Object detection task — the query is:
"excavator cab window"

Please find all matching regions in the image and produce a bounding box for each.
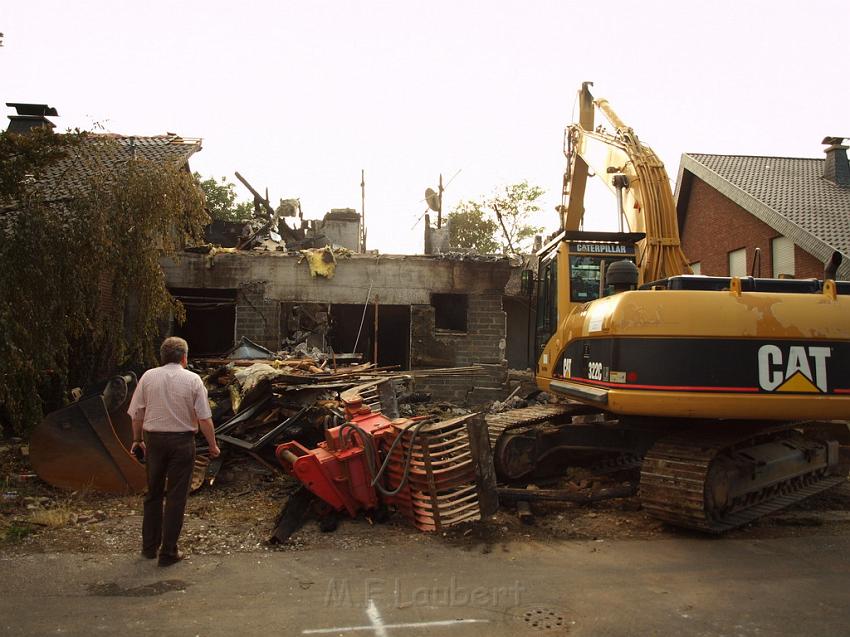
[562,237,640,303]
[535,251,558,358]
[569,256,604,302]
[569,255,636,302]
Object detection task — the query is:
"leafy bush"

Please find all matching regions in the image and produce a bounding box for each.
[0,129,207,435]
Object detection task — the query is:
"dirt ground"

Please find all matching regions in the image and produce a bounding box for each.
[3,438,850,558]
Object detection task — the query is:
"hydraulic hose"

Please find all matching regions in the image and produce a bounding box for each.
[336,418,431,497]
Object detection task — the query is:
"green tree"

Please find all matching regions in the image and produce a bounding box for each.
[448,180,545,254]
[0,130,207,435]
[194,173,254,222]
[448,200,500,254]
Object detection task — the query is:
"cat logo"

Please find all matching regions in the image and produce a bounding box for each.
[757,345,831,393]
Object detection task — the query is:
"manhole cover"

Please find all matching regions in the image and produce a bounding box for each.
[521,607,569,632]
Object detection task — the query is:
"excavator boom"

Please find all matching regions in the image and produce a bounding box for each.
[561,82,691,282]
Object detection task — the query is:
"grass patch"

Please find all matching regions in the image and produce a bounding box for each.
[4,522,35,543]
[28,504,76,528]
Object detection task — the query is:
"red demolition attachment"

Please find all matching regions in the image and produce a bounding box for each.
[275,391,497,532]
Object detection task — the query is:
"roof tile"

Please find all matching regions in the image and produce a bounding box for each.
[34,134,202,201]
[682,153,850,276]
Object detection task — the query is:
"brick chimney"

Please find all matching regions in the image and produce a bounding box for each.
[6,103,58,134]
[822,136,850,186]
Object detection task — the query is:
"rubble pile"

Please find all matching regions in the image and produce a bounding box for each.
[192,342,505,540]
[190,344,416,484]
[488,388,551,414]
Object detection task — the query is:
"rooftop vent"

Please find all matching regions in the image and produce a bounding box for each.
[6,103,58,134]
[822,136,850,187]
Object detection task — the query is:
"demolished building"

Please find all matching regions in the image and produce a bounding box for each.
[162,248,528,405]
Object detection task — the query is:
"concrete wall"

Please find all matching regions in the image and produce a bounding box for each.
[414,365,508,405]
[163,251,513,403]
[409,293,506,368]
[409,293,508,403]
[163,253,511,305]
[317,219,359,250]
[310,210,361,252]
[680,177,824,278]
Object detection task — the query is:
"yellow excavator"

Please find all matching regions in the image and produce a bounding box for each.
[492,82,850,531]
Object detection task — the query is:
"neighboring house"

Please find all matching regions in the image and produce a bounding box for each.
[675,137,850,281]
[5,104,202,200]
[32,136,202,204]
[3,103,203,374]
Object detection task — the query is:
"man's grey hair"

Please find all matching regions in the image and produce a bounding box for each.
[160,337,189,365]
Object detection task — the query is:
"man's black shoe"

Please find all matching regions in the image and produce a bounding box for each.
[157,551,185,567]
[141,549,157,560]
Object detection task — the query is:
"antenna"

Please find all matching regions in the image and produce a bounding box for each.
[360,169,366,252]
[424,174,445,227]
[415,169,462,231]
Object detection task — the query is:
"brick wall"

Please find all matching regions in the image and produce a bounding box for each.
[463,293,507,365]
[411,293,508,404]
[681,177,824,278]
[235,282,281,351]
[410,294,506,367]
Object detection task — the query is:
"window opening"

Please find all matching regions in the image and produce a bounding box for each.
[432,293,468,332]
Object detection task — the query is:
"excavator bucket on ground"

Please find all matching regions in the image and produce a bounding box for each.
[29,373,148,494]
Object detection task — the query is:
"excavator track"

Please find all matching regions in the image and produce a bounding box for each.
[485,403,582,450]
[486,403,642,481]
[641,425,845,533]
[587,451,643,476]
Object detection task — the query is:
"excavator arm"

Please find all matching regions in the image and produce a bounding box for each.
[561,82,691,282]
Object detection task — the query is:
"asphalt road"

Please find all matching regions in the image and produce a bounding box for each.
[3,532,850,636]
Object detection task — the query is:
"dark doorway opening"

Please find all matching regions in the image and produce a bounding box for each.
[329,304,410,369]
[503,296,533,370]
[170,288,236,356]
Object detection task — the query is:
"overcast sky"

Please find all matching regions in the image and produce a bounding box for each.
[3,1,847,253]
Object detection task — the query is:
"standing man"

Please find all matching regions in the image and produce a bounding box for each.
[128,337,220,566]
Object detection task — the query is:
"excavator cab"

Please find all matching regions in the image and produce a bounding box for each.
[534,230,643,361]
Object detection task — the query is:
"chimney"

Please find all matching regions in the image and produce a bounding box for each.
[6,103,58,134]
[822,136,850,186]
